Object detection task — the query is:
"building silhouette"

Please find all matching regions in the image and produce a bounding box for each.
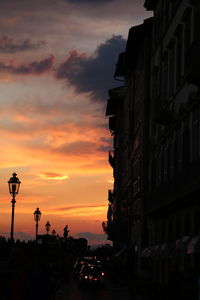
[104,0,200,286]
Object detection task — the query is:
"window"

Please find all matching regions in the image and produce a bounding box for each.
[162,53,168,105]
[184,213,191,236]
[152,66,159,99]
[155,222,161,244]
[169,41,175,97]
[194,211,200,235]
[182,117,191,168]
[183,8,192,72]
[171,0,181,16]
[161,221,166,243]
[164,143,168,182]
[154,10,161,46]
[168,219,173,242]
[134,95,141,130]
[156,148,162,186]
[160,145,165,184]
[191,108,199,161]
[150,153,156,190]
[174,127,182,174]
[170,136,174,178]
[178,126,183,171]
[133,156,141,195]
[164,0,170,28]
[196,10,200,42]
[175,215,181,239]
[176,25,183,88]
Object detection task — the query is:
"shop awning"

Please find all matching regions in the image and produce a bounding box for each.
[187,235,200,254]
[151,244,161,257]
[141,247,152,257]
[175,236,191,252]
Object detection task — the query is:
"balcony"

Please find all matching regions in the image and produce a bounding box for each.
[108,189,114,203]
[185,42,200,86]
[105,86,125,117]
[102,221,116,241]
[108,151,115,168]
[114,52,125,79]
[109,116,115,134]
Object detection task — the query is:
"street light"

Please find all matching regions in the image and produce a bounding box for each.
[8,173,21,242]
[34,207,41,241]
[45,221,51,235]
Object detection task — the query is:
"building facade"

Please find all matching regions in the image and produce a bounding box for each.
[104,0,200,288]
[104,18,152,274]
[144,0,200,285]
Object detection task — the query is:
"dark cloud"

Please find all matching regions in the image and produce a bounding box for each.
[56,35,126,102]
[55,141,97,155]
[0,36,46,53]
[0,55,55,75]
[75,232,107,241]
[98,137,112,152]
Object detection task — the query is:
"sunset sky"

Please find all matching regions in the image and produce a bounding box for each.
[0,0,151,245]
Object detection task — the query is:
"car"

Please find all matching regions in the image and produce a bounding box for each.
[78,263,94,286]
[88,264,105,288]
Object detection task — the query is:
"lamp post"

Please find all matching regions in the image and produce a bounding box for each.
[34,208,41,241]
[45,221,51,235]
[8,173,21,243]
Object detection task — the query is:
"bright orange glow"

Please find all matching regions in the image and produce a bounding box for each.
[39,173,69,180]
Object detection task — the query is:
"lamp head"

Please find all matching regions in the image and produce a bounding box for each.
[34,207,41,222]
[8,173,21,196]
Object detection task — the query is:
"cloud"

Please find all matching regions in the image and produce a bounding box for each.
[39,172,69,180]
[0,36,46,53]
[0,55,55,75]
[75,231,107,241]
[50,204,107,217]
[55,140,98,155]
[55,204,107,212]
[56,35,126,102]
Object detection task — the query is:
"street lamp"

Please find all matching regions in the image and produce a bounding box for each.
[45,221,51,235]
[8,173,21,242]
[34,207,41,241]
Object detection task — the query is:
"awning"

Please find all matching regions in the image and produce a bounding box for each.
[141,247,152,257]
[187,235,200,254]
[175,236,191,252]
[160,243,168,255]
[151,244,161,257]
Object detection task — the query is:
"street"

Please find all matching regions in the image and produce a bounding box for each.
[56,277,131,300]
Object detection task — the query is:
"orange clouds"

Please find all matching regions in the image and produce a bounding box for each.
[39,172,69,180]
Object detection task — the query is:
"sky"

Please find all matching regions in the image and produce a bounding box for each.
[0,0,151,245]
